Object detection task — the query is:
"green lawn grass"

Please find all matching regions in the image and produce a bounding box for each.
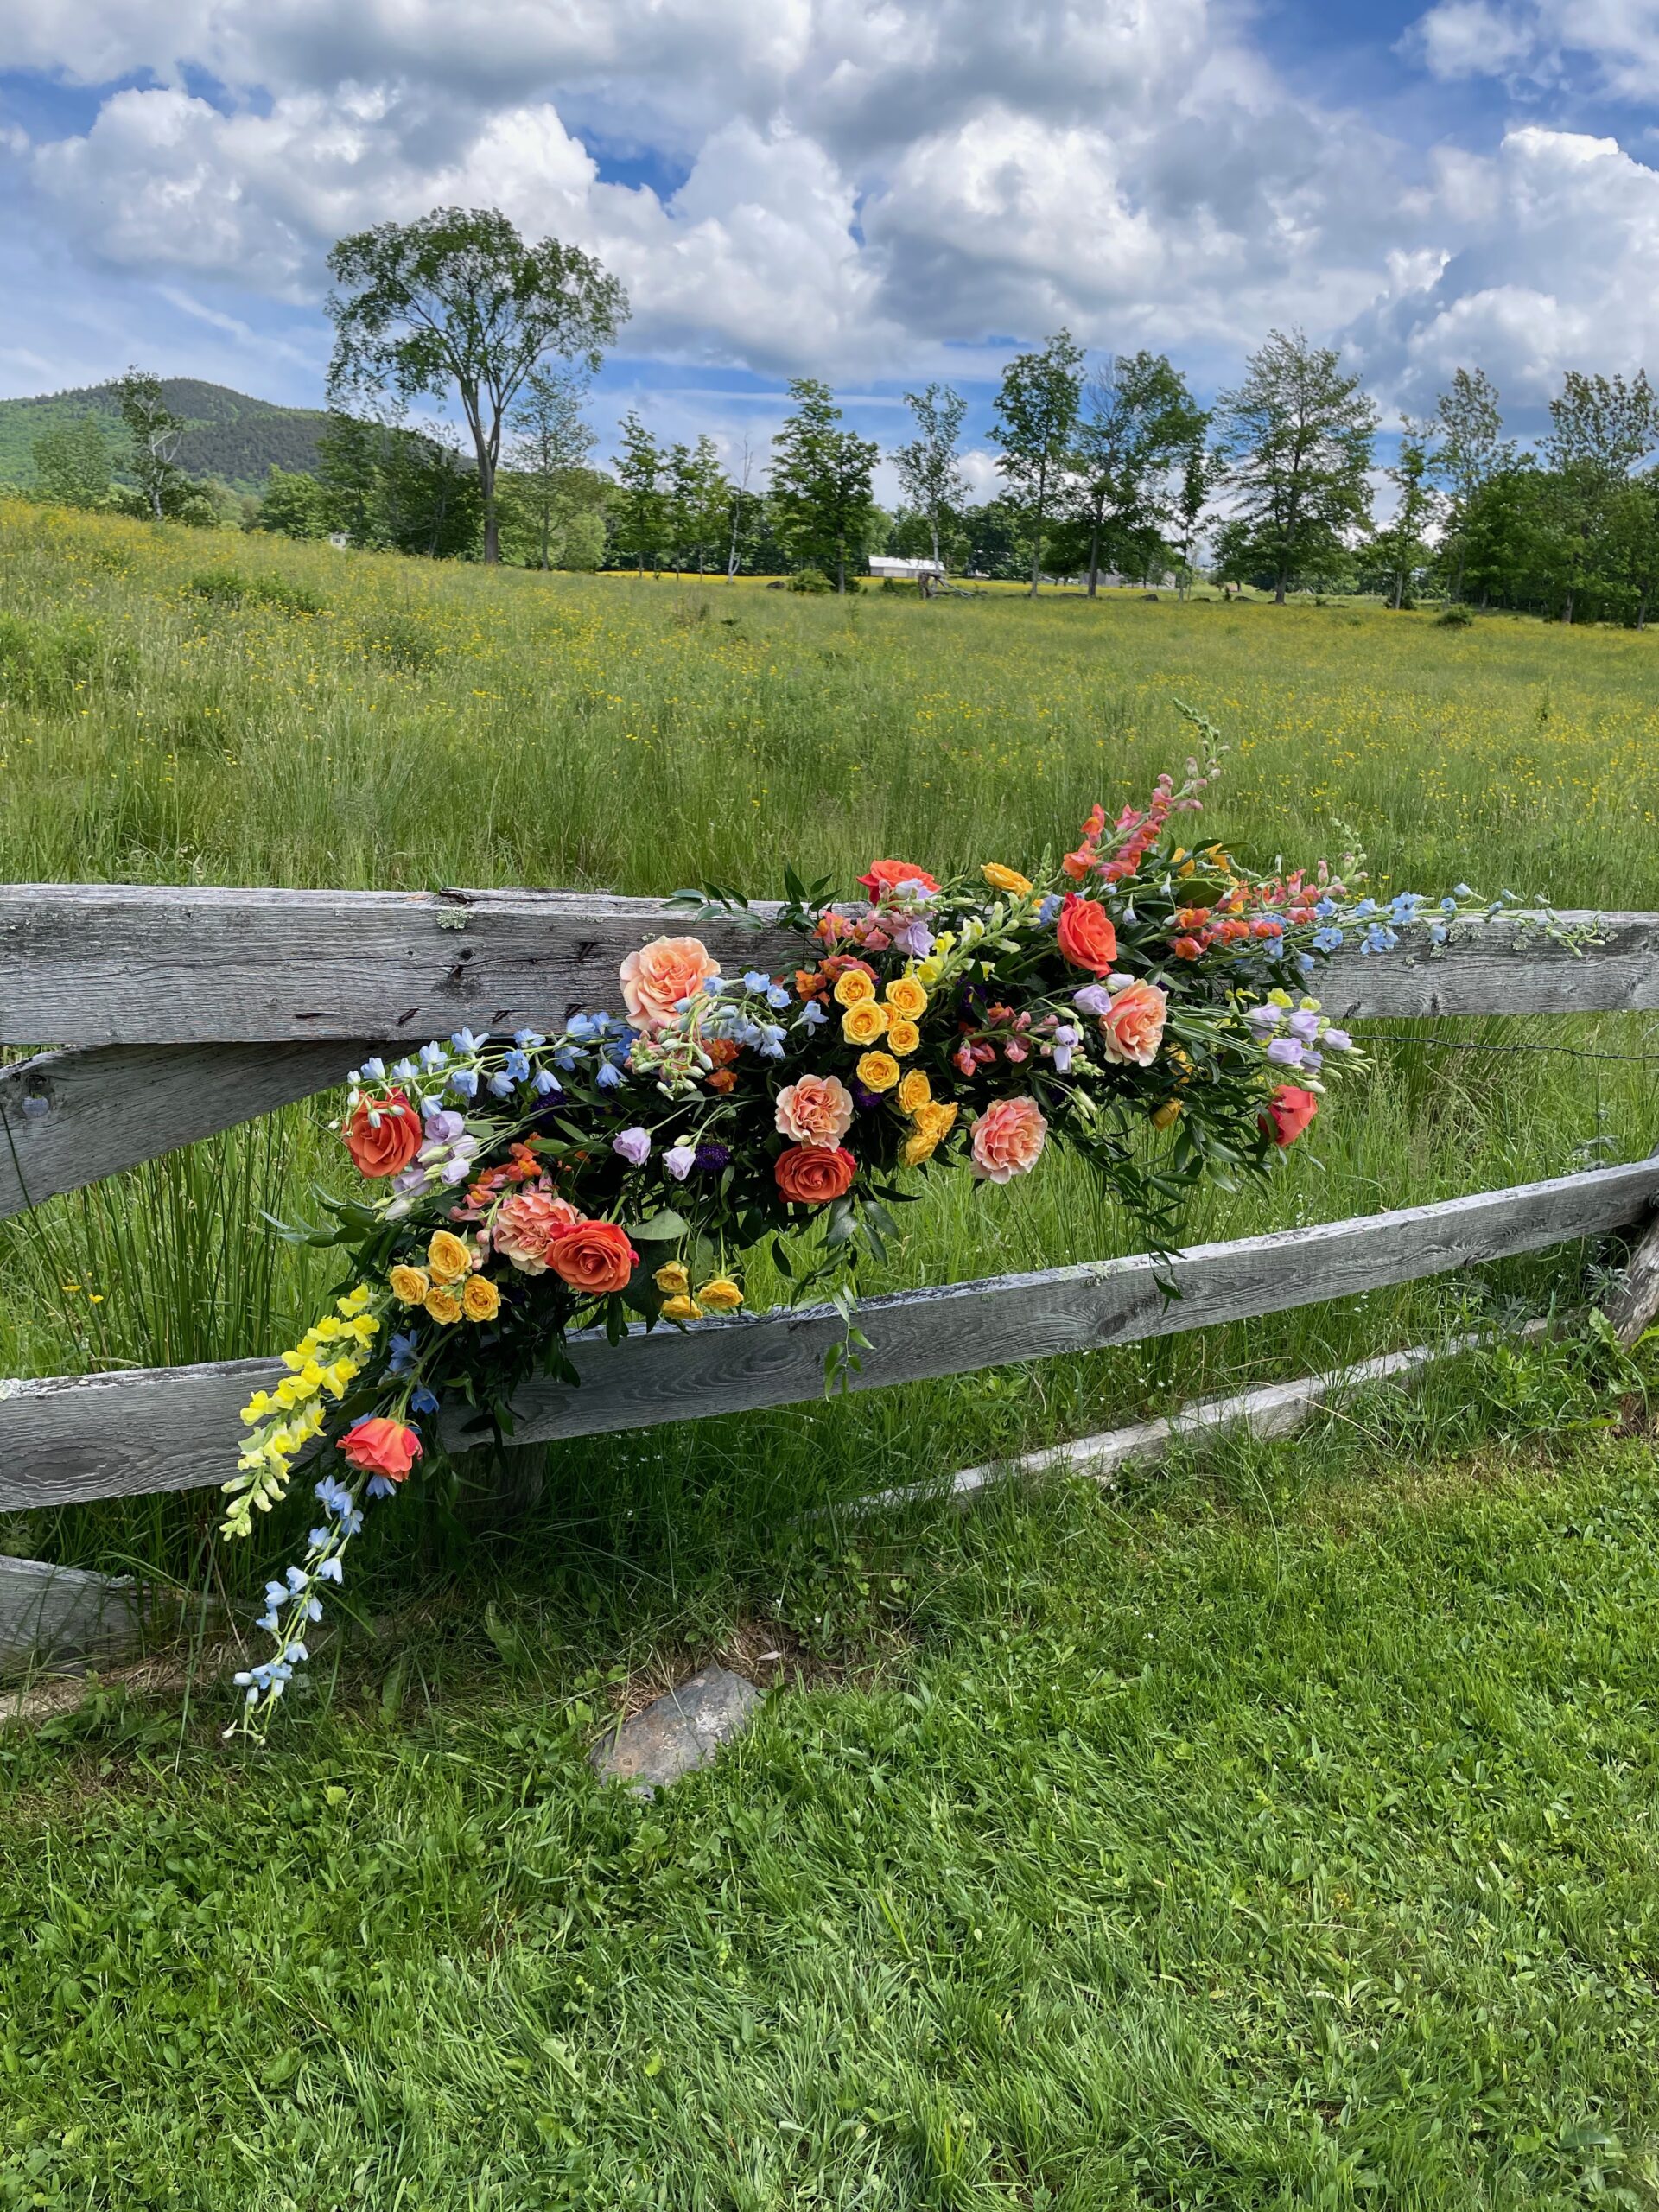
[3,501,1659,2206]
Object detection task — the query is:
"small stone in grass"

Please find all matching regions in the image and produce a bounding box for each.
[590,1665,761,1797]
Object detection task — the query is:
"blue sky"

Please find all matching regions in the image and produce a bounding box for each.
[3,0,1658,488]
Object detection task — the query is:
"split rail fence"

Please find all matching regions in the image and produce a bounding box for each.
[2,885,1658,1667]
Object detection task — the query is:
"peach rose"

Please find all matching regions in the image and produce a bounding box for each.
[969,1096,1047,1183]
[1096,981,1168,1068]
[619,935,721,1036]
[1262,1084,1319,1147]
[857,860,940,899]
[492,1189,581,1274]
[1056,893,1118,976]
[546,1218,639,1296]
[774,1144,856,1205]
[774,1072,855,1147]
[338,1416,423,1482]
[343,1090,423,1179]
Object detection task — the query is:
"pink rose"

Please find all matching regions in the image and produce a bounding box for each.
[969,1096,1047,1183]
[1096,980,1168,1068]
[492,1189,581,1274]
[619,936,721,1037]
[774,1072,855,1148]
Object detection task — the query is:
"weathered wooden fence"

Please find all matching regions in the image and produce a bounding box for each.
[3,887,1658,1666]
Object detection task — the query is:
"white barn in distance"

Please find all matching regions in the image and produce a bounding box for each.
[867,556,945,582]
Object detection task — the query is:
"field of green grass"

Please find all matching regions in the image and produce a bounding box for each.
[3,498,1658,2208]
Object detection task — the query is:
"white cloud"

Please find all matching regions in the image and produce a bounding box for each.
[1408,0,1659,97]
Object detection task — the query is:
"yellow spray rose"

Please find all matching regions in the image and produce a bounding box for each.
[884,975,928,1020]
[833,969,876,1007]
[696,1278,744,1313]
[461,1274,501,1321]
[902,1126,942,1166]
[855,1051,899,1093]
[423,1285,463,1325]
[390,1264,429,1306]
[981,863,1033,895]
[662,1293,703,1322]
[654,1261,691,1296]
[885,1019,920,1057]
[842,1000,888,1046]
[427,1230,473,1284]
[1150,1099,1184,1129]
[898,1069,933,1116]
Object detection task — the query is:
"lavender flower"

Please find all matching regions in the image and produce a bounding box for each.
[1072,984,1113,1018]
[664,1142,697,1182]
[612,1126,652,1166]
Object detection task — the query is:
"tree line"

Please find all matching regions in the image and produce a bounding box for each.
[24,204,1659,624]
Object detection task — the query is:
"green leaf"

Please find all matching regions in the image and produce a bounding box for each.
[626,1210,690,1241]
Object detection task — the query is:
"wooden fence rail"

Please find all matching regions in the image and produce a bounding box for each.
[1,886,1656,1670]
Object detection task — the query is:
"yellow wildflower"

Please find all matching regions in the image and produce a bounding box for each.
[390,1263,429,1306]
[856,1051,899,1092]
[662,1293,703,1322]
[424,1285,463,1325]
[842,1000,888,1046]
[427,1230,472,1283]
[696,1277,744,1313]
[885,1019,920,1057]
[461,1274,501,1322]
[898,1069,933,1116]
[833,969,876,1007]
[337,1285,373,1315]
[981,863,1033,895]
[654,1261,690,1296]
[885,974,928,1020]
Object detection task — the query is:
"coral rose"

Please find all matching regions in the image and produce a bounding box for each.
[1262,1084,1319,1147]
[339,1417,423,1482]
[343,1090,423,1179]
[774,1072,855,1148]
[547,1218,639,1295]
[492,1190,581,1274]
[969,1096,1047,1183]
[1096,981,1168,1068]
[858,860,940,899]
[619,936,721,1036]
[1056,893,1118,976]
[774,1144,856,1205]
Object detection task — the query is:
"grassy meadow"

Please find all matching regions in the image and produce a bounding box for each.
[3,498,1659,2208]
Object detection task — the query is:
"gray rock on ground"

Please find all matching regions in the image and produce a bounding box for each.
[590,1664,761,1797]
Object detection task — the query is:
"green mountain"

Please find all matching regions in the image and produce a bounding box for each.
[0,378,328,494]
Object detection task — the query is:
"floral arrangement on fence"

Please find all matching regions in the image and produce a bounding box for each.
[221,724,1527,1731]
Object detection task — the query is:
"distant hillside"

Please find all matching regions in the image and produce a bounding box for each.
[0,379,328,493]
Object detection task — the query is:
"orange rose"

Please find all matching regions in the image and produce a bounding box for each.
[546,1218,639,1295]
[492,1189,581,1274]
[1055,893,1118,976]
[774,1144,856,1205]
[857,860,940,899]
[619,935,721,1036]
[1096,981,1168,1068]
[969,1096,1047,1183]
[342,1089,423,1179]
[1262,1084,1319,1147]
[774,1072,855,1147]
[339,1416,423,1482]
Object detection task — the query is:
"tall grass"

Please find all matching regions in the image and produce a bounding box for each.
[0,499,1654,1607]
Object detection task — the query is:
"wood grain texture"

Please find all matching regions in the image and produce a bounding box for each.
[1,1158,1651,1510]
[0,1041,375,1218]
[1605,1208,1659,1345]
[3,883,1655,1045]
[0,1555,139,1675]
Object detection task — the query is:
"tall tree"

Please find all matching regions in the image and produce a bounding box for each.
[317,410,386,549]
[725,439,759,582]
[1215,329,1377,604]
[613,411,664,575]
[767,379,880,593]
[1371,427,1441,609]
[675,435,729,576]
[893,383,968,569]
[505,365,595,570]
[378,423,482,561]
[1542,370,1657,623]
[250,466,331,541]
[1068,352,1205,596]
[992,330,1084,596]
[32,415,111,510]
[326,207,627,566]
[1432,368,1511,602]
[1172,436,1219,599]
[112,368,188,523]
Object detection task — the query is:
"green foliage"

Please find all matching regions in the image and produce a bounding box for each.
[1055,350,1207,592]
[788,563,834,593]
[187,568,324,616]
[248,466,332,542]
[991,328,1084,593]
[768,378,881,591]
[1436,600,1475,627]
[893,382,969,569]
[0,608,136,706]
[29,414,111,510]
[1216,328,1378,603]
[0,379,328,495]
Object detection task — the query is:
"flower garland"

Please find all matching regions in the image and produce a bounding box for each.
[222,728,1566,1731]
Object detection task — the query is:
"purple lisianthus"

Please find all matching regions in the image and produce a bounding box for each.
[1287,1008,1322,1044]
[612,1126,652,1167]
[1322,1027,1354,1053]
[889,918,934,958]
[1266,1036,1306,1068]
[664,1142,697,1182]
[1072,984,1112,1018]
[423,1104,466,1142]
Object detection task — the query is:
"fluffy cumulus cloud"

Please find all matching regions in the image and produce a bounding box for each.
[5,0,1659,403]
